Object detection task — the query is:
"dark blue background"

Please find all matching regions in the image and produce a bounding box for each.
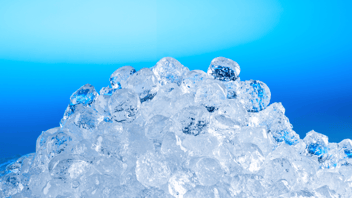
[1,0,351,158]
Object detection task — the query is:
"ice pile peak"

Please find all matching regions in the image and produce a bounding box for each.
[1,57,352,198]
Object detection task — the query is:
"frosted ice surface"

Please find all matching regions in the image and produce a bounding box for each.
[2,56,352,197]
[168,171,196,197]
[153,57,189,86]
[231,143,265,173]
[110,66,136,89]
[136,151,171,187]
[192,157,223,186]
[207,57,240,81]
[181,70,210,93]
[108,88,140,123]
[195,79,227,112]
[126,68,159,102]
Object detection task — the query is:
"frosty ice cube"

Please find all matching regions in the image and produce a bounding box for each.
[108,88,140,122]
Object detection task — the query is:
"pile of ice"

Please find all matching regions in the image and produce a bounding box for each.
[1,57,352,198]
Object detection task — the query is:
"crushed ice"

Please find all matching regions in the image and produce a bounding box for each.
[1,57,352,198]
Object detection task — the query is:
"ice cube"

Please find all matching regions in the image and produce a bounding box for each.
[126,68,159,102]
[110,66,136,89]
[108,88,141,123]
[207,57,240,82]
[152,57,189,86]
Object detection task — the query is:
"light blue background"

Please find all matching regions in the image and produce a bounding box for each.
[1,0,351,158]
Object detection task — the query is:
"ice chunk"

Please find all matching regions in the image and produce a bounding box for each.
[268,179,291,197]
[231,143,265,173]
[181,70,210,93]
[207,57,240,82]
[168,171,196,197]
[250,102,299,145]
[235,127,272,156]
[339,139,352,159]
[229,174,265,197]
[93,86,118,117]
[237,80,271,112]
[126,68,159,102]
[264,158,297,186]
[192,157,223,186]
[136,151,171,187]
[314,185,340,198]
[152,57,189,86]
[195,79,227,112]
[110,66,136,89]
[62,105,101,139]
[48,155,90,180]
[174,106,210,136]
[60,84,98,126]
[145,115,171,140]
[304,130,329,156]
[222,78,241,99]
[46,131,73,159]
[69,84,98,106]
[108,88,140,123]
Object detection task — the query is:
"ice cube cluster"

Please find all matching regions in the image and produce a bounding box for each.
[1,57,352,198]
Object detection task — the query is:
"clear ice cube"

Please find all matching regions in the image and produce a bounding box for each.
[108,88,141,123]
[126,68,159,102]
[207,57,240,82]
[152,57,189,86]
[110,66,136,89]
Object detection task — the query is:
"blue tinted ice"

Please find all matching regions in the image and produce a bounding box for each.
[237,80,271,112]
[174,106,210,136]
[304,130,329,156]
[207,57,240,81]
[60,84,98,126]
[273,130,299,145]
[69,84,97,106]
[3,57,352,198]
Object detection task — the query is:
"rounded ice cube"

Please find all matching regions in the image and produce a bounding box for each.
[69,84,98,106]
[152,57,189,86]
[181,70,210,93]
[126,68,158,102]
[238,80,271,112]
[194,79,227,112]
[109,66,136,89]
[174,106,210,136]
[303,130,329,156]
[207,57,240,81]
[108,89,140,123]
[61,84,98,126]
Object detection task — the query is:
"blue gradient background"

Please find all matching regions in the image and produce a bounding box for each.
[0,0,351,158]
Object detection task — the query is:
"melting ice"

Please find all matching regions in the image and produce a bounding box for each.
[1,57,352,198]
